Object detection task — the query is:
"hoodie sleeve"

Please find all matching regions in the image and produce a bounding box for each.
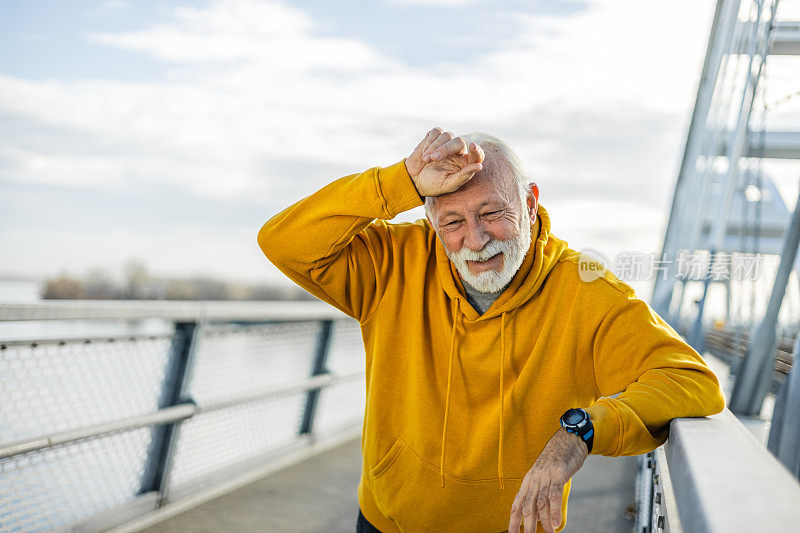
[257,159,423,322]
[585,289,726,456]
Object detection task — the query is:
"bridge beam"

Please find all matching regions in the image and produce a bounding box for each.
[652,0,741,321]
[731,21,800,55]
[771,21,800,55]
[714,130,800,159]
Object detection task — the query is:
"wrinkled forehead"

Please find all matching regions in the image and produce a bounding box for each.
[430,153,520,214]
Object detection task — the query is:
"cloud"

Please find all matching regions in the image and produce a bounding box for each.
[0,0,719,281]
[90,1,386,70]
[100,0,132,10]
[382,0,485,5]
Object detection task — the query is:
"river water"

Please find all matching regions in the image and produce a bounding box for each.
[0,280,174,341]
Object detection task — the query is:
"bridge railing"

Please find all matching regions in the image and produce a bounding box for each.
[0,301,365,532]
[637,409,800,533]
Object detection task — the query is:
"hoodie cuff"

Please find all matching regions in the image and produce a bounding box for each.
[585,399,622,456]
[376,159,424,218]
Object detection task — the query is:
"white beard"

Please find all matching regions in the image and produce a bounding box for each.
[444,210,532,294]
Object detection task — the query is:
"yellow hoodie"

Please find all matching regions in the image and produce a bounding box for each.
[257,160,725,533]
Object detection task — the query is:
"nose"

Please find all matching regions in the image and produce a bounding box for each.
[463,219,491,252]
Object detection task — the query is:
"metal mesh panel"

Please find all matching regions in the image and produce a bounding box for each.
[314,319,365,435]
[0,313,368,528]
[166,322,324,494]
[0,337,171,443]
[166,393,307,493]
[326,319,365,375]
[0,337,172,530]
[187,322,321,404]
[0,428,152,532]
[314,380,365,436]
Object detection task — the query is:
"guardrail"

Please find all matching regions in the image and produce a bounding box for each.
[703,327,795,395]
[638,409,800,532]
[0,299,341,322]
[0,301,366,532]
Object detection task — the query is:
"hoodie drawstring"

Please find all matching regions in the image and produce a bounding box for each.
[440,298,459,488]
[498,311,507,490]
[440,302,510,491]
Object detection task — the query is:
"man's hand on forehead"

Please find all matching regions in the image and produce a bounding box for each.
[405,127,485,198]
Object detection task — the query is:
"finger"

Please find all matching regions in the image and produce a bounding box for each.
[533,482,553,533]
[508,507,522,533]
[467,142,485,164]
[536,480,554,533]
[509,473,532,533]
[443,163,482,193]
[421,127,442,152]
[523,479,540,533]
[414,127,442,155]
[422,131,454,160]
[548,482,564,531]
[509,504,523,532]
[423,137,456,162]
[428,136,468,162]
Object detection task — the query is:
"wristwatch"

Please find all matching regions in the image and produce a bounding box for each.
[560,408,594,454]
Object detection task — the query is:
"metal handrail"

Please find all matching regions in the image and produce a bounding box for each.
[0,333,175,348]
[0,300,347,322]
[659,408,800,532]
[0,370,364,460]
[0,404,197,460]
[198,370,364,413]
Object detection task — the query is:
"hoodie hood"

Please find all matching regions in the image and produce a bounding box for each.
[434,203,569,320]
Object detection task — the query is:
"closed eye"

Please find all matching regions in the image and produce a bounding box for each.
[440,219,464,230]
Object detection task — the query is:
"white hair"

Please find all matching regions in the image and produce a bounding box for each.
[423,132,530,219]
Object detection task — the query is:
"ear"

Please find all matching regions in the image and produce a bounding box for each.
[526,182,539,219]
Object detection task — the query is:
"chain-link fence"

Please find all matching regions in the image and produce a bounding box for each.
[0,302,364,532]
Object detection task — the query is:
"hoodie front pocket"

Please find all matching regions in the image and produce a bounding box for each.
[370,438,406,480]
[368,437,529,533]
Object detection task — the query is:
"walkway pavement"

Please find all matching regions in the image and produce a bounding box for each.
[145,436,636,532]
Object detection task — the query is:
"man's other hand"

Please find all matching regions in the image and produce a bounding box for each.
[405,127,484,197]
[508,428,589,533]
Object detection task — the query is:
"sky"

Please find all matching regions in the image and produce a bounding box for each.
[1,0,798,297]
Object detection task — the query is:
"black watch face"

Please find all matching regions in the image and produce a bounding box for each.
[564,410,584,425]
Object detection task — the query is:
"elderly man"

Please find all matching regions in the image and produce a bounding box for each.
[257,128,724,533]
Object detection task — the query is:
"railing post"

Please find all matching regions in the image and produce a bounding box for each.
[688,251,718,354]
[768,334,800,479]
[636,452,655,533]
[139,320,202,505]
[730,185,800,416]
[300,320,334,435]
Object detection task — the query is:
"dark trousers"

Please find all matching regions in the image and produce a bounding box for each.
[356,508,382,532]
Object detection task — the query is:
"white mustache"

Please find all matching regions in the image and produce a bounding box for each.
[452,239,511,262]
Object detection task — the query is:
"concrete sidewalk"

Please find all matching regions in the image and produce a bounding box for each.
[145,437,636,532]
